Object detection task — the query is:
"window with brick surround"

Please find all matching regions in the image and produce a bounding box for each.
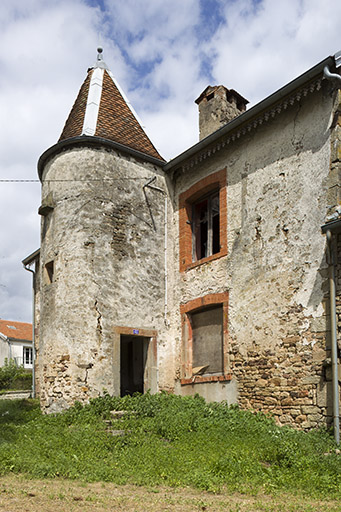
[179,169,227,271]
[180,292,230,385]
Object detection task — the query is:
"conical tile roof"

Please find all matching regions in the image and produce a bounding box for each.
[59,49,163,161]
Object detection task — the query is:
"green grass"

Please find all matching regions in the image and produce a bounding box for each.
[0,393,340,497]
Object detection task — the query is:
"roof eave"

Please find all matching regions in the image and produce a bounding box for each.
[321,218,341,234]
[38,136,166,180]
[7,337,33,343]
[22,248,40,266]
[164,54,337,173]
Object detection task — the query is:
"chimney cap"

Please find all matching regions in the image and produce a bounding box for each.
[195,85,249,108]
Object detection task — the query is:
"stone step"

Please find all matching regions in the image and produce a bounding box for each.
[0,391,31,400]
[110,410,136,419]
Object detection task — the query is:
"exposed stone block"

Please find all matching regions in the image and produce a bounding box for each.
[281,397,294,406]
[301,405,321,414]
[301,376,321,385]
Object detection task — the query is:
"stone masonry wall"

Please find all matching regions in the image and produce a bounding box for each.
[38,146,166,412]
[168,80,337,428]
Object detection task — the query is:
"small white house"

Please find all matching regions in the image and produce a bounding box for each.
[0,319,33,370]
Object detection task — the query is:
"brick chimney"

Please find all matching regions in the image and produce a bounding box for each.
[195,85,249,140]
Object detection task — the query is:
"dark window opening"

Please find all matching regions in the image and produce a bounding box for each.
[191,305,223,375]
[206,92,214,101]
[120,335,149,396]
[45,261,54,284]
[193,191,220,261]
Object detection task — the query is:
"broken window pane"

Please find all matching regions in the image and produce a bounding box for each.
[193,192,220,261]
[211,193,220,255]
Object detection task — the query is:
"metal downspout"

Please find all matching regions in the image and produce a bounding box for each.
[326,230,340,445]
[324,65,341,84]
[23,264,36,399]
[8,337,11,361]
[1,333,11,360]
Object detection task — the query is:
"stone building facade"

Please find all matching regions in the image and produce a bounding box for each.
[25,49,341,432]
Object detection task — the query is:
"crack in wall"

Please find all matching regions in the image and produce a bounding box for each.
[84,365,92,384]
[94,299,103,344]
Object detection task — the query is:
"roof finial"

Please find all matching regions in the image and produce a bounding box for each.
[94,46,108,70]
[97,47,103,62]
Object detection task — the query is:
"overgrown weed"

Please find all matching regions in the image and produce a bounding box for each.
[0,393,339,497]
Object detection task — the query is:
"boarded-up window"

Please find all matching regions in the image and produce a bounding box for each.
[191,305,223,374]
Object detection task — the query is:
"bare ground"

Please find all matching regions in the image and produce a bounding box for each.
[0,475,340,512]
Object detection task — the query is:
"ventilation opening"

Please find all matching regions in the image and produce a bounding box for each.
[120,335,149,396]
[44,261,54,284]
[206,92,215,101]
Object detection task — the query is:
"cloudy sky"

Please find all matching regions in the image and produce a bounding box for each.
[0,0,340,323]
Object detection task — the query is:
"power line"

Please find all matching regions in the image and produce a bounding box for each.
[0,177,154,182]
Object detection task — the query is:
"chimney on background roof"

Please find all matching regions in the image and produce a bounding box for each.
[195,85,249,140]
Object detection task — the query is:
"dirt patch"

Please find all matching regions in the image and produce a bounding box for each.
[0,475,340,512]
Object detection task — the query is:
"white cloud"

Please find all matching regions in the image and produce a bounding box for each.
[210,0,341,104]
[0,0,103,322]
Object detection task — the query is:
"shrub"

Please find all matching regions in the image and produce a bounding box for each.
[0,359,19,389]
[0,359,32,390]
[11,371,32,390]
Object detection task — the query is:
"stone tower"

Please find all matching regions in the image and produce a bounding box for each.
[37,49,166,412]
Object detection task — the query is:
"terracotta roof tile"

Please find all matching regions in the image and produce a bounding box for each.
[95,71,162,159]
[59,71,91,142]
[0,320,32,342]
[59,68,163,161]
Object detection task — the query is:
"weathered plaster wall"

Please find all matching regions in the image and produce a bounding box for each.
[38,146,166,412]
[169,82,337,428]
[9,341,30,366]
[0,340,8,366]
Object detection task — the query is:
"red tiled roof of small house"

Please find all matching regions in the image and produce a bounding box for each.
[0,320,32,342]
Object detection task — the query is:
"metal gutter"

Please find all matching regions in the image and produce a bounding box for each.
[38,136,166,181]
[164,54,338,172]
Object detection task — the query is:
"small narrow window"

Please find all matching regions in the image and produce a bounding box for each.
[193,191,220,261]
[45,261,54,284]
